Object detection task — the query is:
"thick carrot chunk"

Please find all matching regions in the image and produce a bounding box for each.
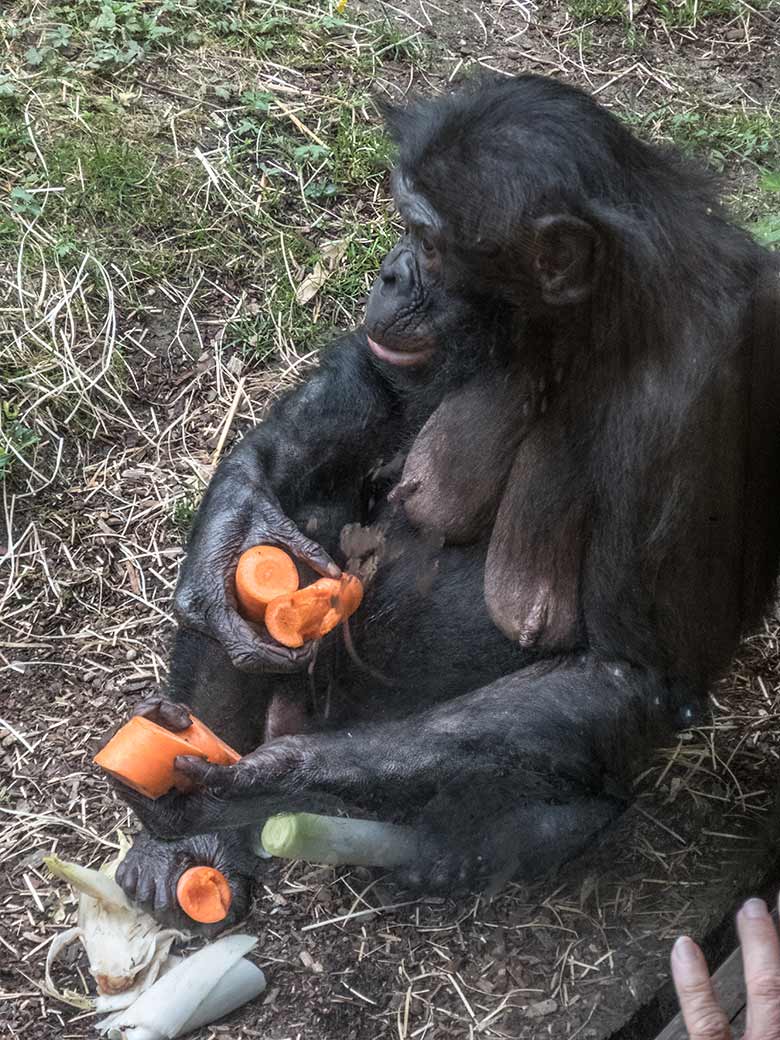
[94,715,240,799]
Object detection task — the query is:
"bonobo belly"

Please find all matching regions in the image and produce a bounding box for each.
[333,524,535,724]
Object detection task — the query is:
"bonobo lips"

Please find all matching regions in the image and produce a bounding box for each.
[367,336,435,367]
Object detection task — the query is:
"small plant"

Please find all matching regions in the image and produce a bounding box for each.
[0,405,40,480]
[568,0,627,21]
[171,490,200,532]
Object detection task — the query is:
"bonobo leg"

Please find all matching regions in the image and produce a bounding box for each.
[169,656,697,892]
[116,627,287,929]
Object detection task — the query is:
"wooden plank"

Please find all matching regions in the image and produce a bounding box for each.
[730,1006,747,1039]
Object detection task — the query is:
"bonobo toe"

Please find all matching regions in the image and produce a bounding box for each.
[115,830,257,934]
[395,839,488,897]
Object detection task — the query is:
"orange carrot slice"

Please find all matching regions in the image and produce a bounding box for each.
[265,574,363,648]
[94,715,240,799]
[235,545,300,623]
[176,866,232,924]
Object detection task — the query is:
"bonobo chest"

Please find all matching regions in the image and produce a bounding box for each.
[377,361,584,654]
[341,510,535,720]
[391,363,555,546]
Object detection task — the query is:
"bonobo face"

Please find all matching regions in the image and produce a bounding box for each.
[364,172,485,369]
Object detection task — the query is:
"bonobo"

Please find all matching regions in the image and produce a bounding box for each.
[112,74,780,929]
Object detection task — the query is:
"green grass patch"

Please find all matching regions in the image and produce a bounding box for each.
[627,107,778,171]
[568,0,627,22]
[655,0,768,27]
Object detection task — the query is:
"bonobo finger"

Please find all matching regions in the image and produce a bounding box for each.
[174,756,252,795]
[671,936,731,1040]
[251,509,340,578]
[132,697,193,731]
[212,609,316,675]
[175,748,296,796]
[284,527,341,578]
[737,897,780,1038]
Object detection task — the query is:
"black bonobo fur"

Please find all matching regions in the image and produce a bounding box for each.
[113,74,780,930]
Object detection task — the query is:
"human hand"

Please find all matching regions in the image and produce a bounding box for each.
[671,896,780,1040]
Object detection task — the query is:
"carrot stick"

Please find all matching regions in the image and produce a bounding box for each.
[265,574,363,648]
[176,866,232,924]
[234,545,300,623]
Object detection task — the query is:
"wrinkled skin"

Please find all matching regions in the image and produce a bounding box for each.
[110,74,780,933]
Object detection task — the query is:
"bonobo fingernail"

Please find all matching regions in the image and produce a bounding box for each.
[741,897,768,919]
[673,936,700,963]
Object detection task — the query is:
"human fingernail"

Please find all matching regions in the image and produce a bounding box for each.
[741,897,768,919]
[673,936,700,963]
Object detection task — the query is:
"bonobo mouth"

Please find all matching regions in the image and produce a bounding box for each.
[366,335,435,368]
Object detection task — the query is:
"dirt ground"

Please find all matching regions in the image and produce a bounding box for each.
[2,1,780,1038]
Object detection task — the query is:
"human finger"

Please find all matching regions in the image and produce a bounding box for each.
[671,936,731,1040]
[737,897,780,1040]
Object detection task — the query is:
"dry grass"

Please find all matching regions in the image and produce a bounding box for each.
[1,0,779,1037]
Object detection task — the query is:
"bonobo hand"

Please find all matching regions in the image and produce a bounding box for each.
[174,478,340,673]
[671,896,780,1040]
[107,698,305,837]
[116,830,258,935]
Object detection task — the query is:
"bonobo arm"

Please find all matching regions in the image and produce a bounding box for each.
[174,332,397,672]
[140,657,692,887]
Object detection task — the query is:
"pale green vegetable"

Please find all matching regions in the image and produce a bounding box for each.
[98,933,266,1040]
[260,812,418,868]
[44,848,183,1011]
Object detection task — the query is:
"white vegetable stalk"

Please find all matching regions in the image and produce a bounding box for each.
[98,934,266,1040]
[45,851,183,1011]
[260,812,419,868]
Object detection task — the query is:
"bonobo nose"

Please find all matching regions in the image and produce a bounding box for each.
[379,247,415,294]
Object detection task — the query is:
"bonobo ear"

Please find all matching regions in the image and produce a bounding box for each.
[531,215,598,307]
[376,98,414,143]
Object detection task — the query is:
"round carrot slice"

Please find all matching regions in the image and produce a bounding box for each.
[176,866,232,924]
[235,545,300,623]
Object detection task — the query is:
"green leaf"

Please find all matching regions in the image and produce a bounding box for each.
[91,6,118,32]
[759,171,780,194]
[752,213,780,247]
[25,47,45,66]
[241,90,274,114]
[293,144,330,162]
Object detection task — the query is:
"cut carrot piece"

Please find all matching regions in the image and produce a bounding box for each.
[94,714,240,800]
[265,574,363,648]
[176,866,232,924]
[235,545,300,623]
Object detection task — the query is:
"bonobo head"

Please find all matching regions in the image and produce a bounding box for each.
[364,73,735,374]
[363,75,615,371]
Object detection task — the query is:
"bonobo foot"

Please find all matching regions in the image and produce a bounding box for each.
[395,795,620,896]
[116,829,258,935]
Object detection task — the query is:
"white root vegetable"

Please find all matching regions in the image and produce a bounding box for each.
[260,812,419,868]
[45,849,184,1010]
[98,934,266,1040]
